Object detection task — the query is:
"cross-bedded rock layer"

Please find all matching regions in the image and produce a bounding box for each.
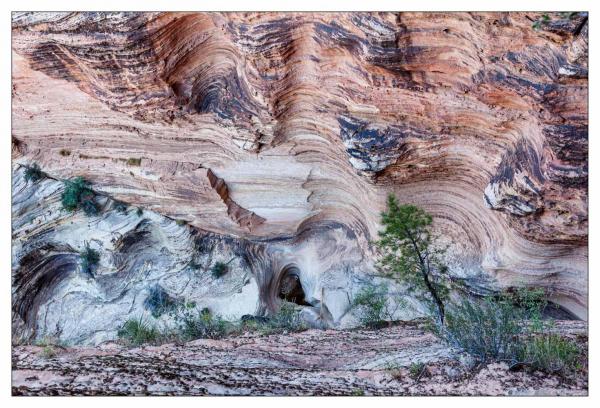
[12,12,588,335]
[12,321,588,396]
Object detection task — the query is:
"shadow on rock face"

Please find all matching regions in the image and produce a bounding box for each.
[12,243,79,342]
[277,264,311,306]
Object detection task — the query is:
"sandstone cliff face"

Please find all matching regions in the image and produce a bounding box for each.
[11,12,588,343]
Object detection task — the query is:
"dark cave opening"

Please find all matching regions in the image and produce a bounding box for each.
[278,265,311,306]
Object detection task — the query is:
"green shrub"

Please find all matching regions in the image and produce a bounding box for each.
[502,287,548,331]
[24,163,45,183]
[136,207,143,217]
[517,334,580,374]
[239,302,307,335]
[118,317,159,346]
[351,284,401,327]
[61,177,99,216]
[211,261,230,278]
[438,297,523,362]
[173,306,228,341]
[144,285,177,318]
[176,219,187,226]
[127,157,141,166]
[80,242,100,276]
[437,294,580,375]
[268,302,306,332]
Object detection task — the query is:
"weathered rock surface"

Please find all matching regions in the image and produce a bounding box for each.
[12,321,588,396]
[13,165,413,345]
[12,11,588,343]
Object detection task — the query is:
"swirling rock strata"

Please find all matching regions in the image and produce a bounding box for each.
[12,11,588,339]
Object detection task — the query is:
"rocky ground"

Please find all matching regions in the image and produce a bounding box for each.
[12,320,588,396]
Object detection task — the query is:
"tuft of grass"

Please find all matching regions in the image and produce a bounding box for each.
[409,362,425,379]
[41,345,57,359]
[144,285,178,318]
[517,334,581,374]
[127,157,142,166]
[176,219,187,226]
[61,177,99,216]
[117,317,159,346]
[59,149,71,156]
[35,336,64,357]
[80,242,100,276]
[24,163,45,183]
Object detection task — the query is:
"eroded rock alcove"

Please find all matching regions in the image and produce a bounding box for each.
[11,11,588,344]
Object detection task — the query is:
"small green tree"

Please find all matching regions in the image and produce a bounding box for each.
[375,194,450,324]
[61,177,99,216]
[80,242,100,276]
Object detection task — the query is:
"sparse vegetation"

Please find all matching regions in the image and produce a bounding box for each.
[266,302,306,333]
[59,149,71,156]
[35,337,63,358]
[409,362,425,379]
[375,195,451,324]
[117,300,308,347]
[136,207,143,217]
[532,12,581,30]
[438,297,523,362]
[239,302,307,335]
[117,317,159,346]
[351,284,402,327]
[437,293,582,375]
[80,242,100,276]
[374,196,581,376]
[61,177,99,216]
[41,345,57,358]
[119,305,228,346]
[517,334,580,374]
[127,157,142,166]
[144,285,178,318]
[171,305,228,341]
[24,163,45,183]
[211,259,234,278]
[176,219,187,226]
